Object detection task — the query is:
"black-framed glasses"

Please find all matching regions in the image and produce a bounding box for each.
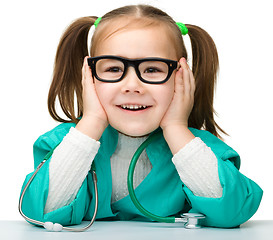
[87,55,178,84]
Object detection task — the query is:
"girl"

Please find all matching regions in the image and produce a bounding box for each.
[20,4,262,228]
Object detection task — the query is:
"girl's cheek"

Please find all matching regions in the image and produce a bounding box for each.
[94,81,107,97]
[163,79,175,100]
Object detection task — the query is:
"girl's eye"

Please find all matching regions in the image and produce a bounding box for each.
[144,67,162,73]
[106,67,123,73]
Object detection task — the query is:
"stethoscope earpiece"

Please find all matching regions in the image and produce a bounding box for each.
[44,222,63,232]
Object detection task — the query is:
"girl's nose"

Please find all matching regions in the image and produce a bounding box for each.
[120,67,145,94]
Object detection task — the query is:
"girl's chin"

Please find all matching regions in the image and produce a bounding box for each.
[117,130,151,138]
[117,130,150,138]
[112,123,159,138]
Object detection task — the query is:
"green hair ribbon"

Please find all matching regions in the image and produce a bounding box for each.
[176,22,188,35]
[94,17,102,28]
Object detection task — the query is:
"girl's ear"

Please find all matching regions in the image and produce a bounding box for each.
[186,24,228,139]
[48,16,98,123]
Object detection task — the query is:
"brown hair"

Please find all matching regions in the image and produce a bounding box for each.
[48,4,227,138]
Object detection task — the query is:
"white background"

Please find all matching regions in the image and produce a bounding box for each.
[0,0,272,221]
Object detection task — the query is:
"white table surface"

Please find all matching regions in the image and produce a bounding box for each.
[1,220,272,240]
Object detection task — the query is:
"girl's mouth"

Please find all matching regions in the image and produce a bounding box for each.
[117,104,152,111]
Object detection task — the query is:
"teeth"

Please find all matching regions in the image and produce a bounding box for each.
[121,104,148,110]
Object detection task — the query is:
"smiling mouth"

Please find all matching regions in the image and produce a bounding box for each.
[118,104,152,111]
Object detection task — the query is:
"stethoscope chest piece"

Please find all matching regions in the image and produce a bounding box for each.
[181,213,205,229]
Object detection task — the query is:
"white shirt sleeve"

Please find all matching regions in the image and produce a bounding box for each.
[44,127,100,214]
[172,137,223,198]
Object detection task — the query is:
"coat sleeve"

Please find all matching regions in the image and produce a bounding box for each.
[182,130,263,228]
[19,124,92,226]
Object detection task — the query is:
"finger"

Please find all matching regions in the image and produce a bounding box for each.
[180,58,191,96]
[82,56,93,86]
[174,65,184,94]
[84,56,93,80]
[82,56,88,82]
[189,69,196,97]
[181,58,195,95]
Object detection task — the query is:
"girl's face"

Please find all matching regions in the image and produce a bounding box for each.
[94,25,178,137]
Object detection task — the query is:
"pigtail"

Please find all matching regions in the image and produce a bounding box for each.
[186,24,228,139]
[48,16,98,123]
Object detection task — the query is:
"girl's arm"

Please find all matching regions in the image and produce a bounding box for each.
[20,124,95,226]
[160,59,262,227]
[44,127,100,213]
[20,57,108,225]
[20,124,103,226]
[170,127,263,228]
[170,131,223,198]
[45,57,108,213]
[161,58,222,198]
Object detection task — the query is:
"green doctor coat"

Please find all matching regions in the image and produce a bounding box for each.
[20,123,263,228]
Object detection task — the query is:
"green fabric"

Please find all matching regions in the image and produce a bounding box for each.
[20,123,263,228]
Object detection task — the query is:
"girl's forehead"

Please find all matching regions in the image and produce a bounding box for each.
[92,18,177,59]
[98,16,162,34]
[96,28,176,59]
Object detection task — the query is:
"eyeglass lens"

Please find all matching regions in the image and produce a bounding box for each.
[95,58,169,82]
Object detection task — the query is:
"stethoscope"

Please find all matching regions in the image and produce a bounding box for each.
[19,130,205,232]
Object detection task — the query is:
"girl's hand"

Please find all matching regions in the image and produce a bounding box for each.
[160,58,196,154]
[75,56,108,140]
[160,58,195,130]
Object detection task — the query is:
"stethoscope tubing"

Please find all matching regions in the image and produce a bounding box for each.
[127,130,205,227]
[127,131,175,223]
[18,159,99,232]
